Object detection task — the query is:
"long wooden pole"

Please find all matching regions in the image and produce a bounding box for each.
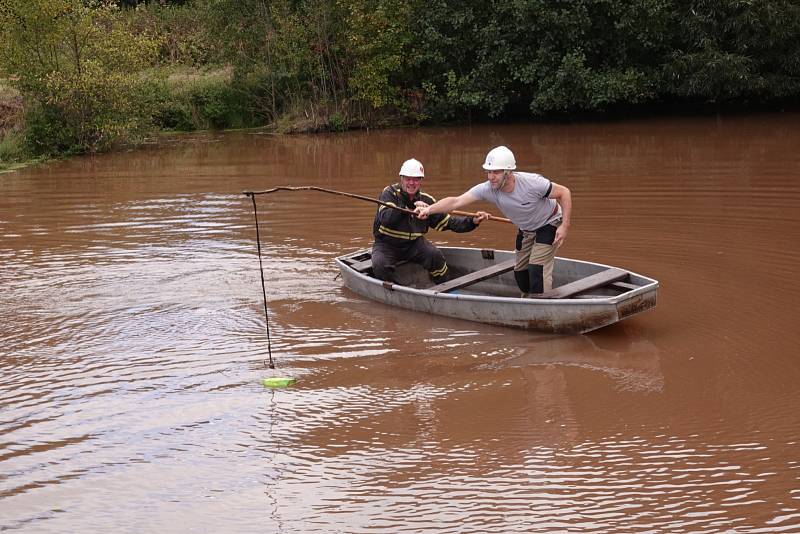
[242,185,513,224]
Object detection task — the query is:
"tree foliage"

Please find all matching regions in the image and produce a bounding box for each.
[0,0,159,154]
[662,0,800,101]
[410,0,799,118]
[2,0,799,158]
[339,0,419,109]
[202,0,351,127]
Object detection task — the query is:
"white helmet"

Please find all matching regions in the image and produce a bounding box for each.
[482,146,516,170]
[399,158,425,178]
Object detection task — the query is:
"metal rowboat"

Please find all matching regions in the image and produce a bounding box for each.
[334,247,658,334]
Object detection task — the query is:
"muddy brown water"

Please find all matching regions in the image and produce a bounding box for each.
[1,113,799,533]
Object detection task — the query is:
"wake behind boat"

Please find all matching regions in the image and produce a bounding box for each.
[335,246,658,334]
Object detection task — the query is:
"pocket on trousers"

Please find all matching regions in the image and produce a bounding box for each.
[535,224,557,246]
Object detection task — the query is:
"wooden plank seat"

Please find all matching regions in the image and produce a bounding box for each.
[609,280,640,292]
[536,268,628,299]
[346,256,409,275]
[430,258,517,294]
[347,257,375,273]
[351,254,630,300]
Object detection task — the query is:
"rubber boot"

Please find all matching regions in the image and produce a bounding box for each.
[514,270,530,295]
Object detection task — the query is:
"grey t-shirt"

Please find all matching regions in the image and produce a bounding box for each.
[468,172,559,231]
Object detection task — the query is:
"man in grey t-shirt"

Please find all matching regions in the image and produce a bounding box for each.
[414,145,572,295]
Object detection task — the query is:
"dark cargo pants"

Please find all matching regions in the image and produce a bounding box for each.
[371,238,448,283]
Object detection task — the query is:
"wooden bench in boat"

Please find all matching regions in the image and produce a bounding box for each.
[426,262,629,298]
[346,256,411,275]
[609,280,640,292]
[347,257,375,273]
[536,268,629,299]
[350,252,630,299]
[430,259,517,293]
[347,255,514,293]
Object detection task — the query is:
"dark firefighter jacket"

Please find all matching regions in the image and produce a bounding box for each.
[372,184,477,246]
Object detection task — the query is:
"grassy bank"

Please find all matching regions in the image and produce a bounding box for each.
[0,67,257,172]
[0,79,25,171]
[0,63,402,172]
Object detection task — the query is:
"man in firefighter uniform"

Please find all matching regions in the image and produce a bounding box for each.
[371,158,488,284]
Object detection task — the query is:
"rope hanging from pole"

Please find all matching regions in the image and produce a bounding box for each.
[245,192,275,369]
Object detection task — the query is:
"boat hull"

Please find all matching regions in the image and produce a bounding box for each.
[335,247,658,334]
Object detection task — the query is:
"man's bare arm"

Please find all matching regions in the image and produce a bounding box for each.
[415,191,479,219]
[549,182,572,247]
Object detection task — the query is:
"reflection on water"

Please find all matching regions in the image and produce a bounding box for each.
[1,114,800,532]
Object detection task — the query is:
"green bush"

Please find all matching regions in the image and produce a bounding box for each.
[0,0,159,156]
[189,82,247,129]
[147,72,258,131]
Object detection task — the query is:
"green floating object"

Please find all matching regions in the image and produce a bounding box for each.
[263,377,296,388]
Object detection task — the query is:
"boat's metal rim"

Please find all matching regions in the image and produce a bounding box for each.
[335,247,659,305]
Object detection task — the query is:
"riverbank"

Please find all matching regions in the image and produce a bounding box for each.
[3,0,798,174]
[0,68,242,173]
[0,65,407,173]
